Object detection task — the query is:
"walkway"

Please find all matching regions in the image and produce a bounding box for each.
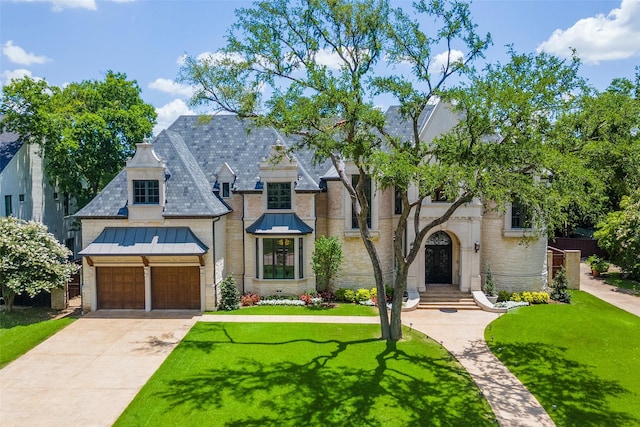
[578,262,640,317]
[0,311,196,427]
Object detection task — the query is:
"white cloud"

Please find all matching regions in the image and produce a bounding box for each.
[431,49,465,73]
[2,69,36,85]
[314,48,343,70]
[537,0,640,64]
[153,99,194,135]
[148,78,194,98]
[2,40,51,65]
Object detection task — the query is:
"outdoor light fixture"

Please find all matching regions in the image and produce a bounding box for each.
[474,242,480,253]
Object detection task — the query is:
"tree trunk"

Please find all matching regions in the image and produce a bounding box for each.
[2,286,16,312]
[389,267,408,341]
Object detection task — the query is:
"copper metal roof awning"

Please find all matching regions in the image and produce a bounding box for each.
[79,227,209,256]
[246,213,313,235]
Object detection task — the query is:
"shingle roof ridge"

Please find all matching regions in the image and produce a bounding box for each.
[163,130,230,216]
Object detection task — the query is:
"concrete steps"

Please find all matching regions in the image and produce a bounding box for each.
[418,285,481,310]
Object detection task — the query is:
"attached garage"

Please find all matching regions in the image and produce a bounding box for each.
[152,266,200,309]
[97,267,145,309]
[80,227,209,312]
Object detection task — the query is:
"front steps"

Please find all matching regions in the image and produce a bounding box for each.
[418,284,480,310]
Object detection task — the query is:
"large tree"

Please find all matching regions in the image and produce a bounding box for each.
[553,72,640,232]
[179,0,588,341]
[0,216,79,312]
[0,71,157,208]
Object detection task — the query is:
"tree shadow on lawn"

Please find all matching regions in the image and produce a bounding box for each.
[489,342,637,427]
[145,324,494,426]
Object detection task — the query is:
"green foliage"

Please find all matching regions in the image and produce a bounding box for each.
[0,217,79,312]
[586,254,611,273]
[311,236,344,292]
[550,268,572,303]
[497,290,511,302]
[553,74,640,229]
[510,293,522,302]
[0,71,157,208]
[520,291,549,304]
[354,288,371,303]
[218,274,240,311]
[594,190,640,280]
[483,263,496,296]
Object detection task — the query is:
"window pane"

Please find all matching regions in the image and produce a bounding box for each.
[222,182,230,198]
[263,238,294,279]
[511,199,531,229]
[267,182,291,209]
[133,180,159,205]
[4,195,12,216]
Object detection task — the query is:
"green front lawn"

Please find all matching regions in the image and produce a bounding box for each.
[486,291,640,426]
[0,308,76,368]
[116,323,495,426]
[210,303,378,316]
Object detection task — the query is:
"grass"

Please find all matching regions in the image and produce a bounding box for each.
[605,272,640,295]
[210,303,378,316]
[485,291,640,426]
[0,307,76,368]
[116,323,495,426]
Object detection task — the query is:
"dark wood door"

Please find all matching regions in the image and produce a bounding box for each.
[152,266,200,309]
[97,267,145,309]
[425,231,453,284]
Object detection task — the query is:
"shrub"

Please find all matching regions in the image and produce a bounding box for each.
[370,287,377,297]
[550,267,572,303]
[586,255,610,273]
[385,284,394,302]
[355,288,371,303]
[533,292,550,304]
[218,274,240,311]
[343,289,356,303]
[312,236,344,292]
[484,263,497,296]
[511,292,522,302]
[241,293,260,306]
[318,291,335,303]
[299,293,314,305]
[498,290,511,302]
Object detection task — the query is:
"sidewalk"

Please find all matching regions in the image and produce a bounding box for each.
[578,262,640,317]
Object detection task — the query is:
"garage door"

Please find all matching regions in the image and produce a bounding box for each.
[152,266,201,309]
[97,267,145,309]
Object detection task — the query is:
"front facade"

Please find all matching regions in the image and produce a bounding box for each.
[76,101,547,312]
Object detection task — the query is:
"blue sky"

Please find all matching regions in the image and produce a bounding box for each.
[1,0,639,134]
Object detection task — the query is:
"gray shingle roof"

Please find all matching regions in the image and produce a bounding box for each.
[383,105,435,142]
[77,106,431,219]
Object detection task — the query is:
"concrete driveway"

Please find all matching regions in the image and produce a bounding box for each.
[0,310,197,427]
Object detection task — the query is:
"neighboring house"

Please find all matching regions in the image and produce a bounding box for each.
[76,101,547,312]
[1,120,81,308]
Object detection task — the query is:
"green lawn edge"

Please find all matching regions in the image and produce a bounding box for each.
[485,291,640,426]
[0,309,76,368]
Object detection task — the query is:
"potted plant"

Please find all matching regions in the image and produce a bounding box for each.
[586,255,610,277]
[484,263,498,303]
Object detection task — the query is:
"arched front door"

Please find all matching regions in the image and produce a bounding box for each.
[425,231,453,284]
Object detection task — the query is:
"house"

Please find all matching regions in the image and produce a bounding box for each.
[76,101,548,312]
[0,120,80,308]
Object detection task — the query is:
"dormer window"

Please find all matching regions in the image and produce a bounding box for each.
[267,182,291,209]
[222,182,230,198]
[133,180,159,204]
